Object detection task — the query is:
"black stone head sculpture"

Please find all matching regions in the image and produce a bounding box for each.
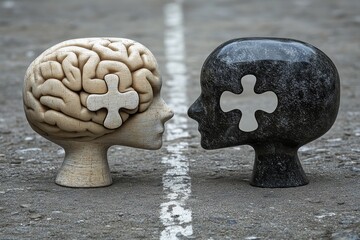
[188,38,340,188]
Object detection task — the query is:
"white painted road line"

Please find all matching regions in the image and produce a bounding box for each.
[160,1,193,239]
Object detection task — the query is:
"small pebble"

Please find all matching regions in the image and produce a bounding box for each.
[327,138,342,142]
[29,213,43,220]
[24,136,34,141]
[16,148,42,154]
[25,159,38,164]
[20,204,31,208]
[227,219,237,225]
[299,146,313,152]
[315,212,336,219]
[10,160,22,164]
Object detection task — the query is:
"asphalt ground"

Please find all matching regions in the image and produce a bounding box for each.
[0,0,359,239]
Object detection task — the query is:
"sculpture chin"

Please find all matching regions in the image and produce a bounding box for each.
[200,137,215,150]
[141,136,163,150]
[147,140,162,150]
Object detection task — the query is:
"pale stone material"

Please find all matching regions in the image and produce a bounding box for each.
[220,74,278,132]
[23,38,173,187]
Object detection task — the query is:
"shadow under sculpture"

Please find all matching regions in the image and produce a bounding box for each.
[188,38,340,188]
[23,38,173,188]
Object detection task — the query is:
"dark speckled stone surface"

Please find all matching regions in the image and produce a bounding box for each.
[188,38,340,188]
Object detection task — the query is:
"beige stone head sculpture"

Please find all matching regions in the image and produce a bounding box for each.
[23,38,173,187]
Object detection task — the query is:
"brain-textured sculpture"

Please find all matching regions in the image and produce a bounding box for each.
[23,38,161,141]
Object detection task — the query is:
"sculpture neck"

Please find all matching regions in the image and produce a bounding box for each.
[55,142,112,188]
[64,142,109,161]
[251,142,308,188]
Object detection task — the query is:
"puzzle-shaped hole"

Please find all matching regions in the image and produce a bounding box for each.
[220,74,278,132]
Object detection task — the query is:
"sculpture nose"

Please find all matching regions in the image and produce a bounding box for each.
[161,99,174,123]
[188,97,204,121]
[165,107,174,122]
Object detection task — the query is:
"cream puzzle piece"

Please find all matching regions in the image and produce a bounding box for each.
[87,74,139,129]
[23,38,173,187]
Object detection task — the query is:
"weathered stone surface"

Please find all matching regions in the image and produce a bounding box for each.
[188,38,340,187]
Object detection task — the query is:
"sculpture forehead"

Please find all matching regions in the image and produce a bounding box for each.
[210,38,317,64]
[201,38,336,91]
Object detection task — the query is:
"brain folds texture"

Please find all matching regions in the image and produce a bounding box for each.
[23,38,161,141]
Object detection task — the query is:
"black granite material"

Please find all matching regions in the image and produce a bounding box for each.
[188,38,340,188]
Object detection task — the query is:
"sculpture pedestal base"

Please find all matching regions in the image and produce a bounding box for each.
[250,143,309,188]
[55,143,112,188]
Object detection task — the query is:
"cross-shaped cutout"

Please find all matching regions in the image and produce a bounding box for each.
[220,74,278,132]
[87,74,139,129]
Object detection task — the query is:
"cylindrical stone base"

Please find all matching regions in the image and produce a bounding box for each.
[250,143,309,188]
